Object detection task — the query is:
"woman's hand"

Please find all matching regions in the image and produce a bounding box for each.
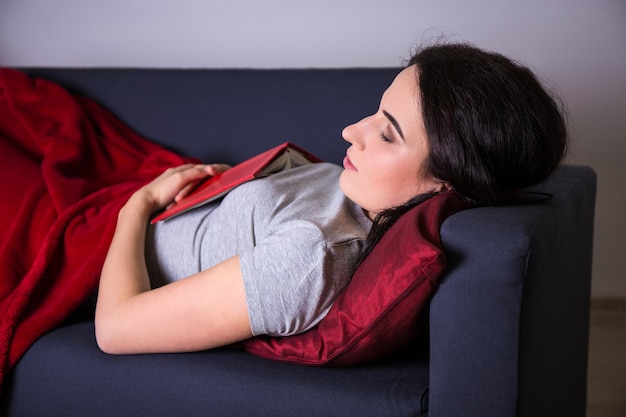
[128,163,231,214]
[96,160,251,355]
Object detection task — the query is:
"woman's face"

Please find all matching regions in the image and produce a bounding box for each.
[339,65,448,220]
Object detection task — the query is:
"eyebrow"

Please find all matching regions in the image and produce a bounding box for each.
[383,110,405,140]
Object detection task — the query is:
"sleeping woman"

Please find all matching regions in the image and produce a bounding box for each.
[94,42,568,354]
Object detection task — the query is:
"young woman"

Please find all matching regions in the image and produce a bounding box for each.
[94,42,567,354]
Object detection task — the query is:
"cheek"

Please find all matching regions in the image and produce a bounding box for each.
[340,167,412,213]
[366,159,426,208]
[340,150,428,212]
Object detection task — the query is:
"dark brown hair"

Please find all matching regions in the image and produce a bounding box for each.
[354,42,568,271]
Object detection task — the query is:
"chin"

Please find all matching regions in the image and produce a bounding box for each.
[338,172,350,197]
[338,173,359,204]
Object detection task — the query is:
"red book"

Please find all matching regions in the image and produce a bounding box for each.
[151,142,322,223]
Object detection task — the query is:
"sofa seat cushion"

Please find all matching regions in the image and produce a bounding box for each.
[2,320,429,417]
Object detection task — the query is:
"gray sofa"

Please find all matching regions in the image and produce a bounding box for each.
[0,68,596,416]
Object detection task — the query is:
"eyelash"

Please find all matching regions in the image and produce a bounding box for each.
[379,132,392,143]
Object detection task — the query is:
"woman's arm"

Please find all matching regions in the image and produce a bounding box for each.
[95,164,252,355]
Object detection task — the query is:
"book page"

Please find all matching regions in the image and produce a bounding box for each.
[258,147,314,176]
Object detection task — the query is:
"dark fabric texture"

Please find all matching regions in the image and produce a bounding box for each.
[0,68,596,417]
[2,319,429,417]
[429,165,596,417]
[18,68,399,165]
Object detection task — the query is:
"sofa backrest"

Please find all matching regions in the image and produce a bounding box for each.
[23,68,399,165]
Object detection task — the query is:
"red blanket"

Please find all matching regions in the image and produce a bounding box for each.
[0,69,190,390]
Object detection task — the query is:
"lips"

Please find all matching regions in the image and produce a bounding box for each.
[343,155,357,171]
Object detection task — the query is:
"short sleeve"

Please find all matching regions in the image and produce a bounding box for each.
[239,221,358,337]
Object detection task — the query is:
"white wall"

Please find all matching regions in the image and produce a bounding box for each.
[1,0,625,296]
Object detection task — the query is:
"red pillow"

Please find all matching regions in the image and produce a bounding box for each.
[241,191,473,365]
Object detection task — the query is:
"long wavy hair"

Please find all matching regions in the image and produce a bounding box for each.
[353,42,568,270]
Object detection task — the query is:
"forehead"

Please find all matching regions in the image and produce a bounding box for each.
[381,65,419,110]
[381,65,423,135]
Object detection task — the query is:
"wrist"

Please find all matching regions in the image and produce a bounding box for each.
[120,192,156,220]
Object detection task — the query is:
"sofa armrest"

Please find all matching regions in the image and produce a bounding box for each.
[428,165,596,417]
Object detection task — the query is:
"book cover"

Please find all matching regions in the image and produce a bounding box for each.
[151,142,322,223]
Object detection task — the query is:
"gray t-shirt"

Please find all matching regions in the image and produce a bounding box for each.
[145,162,371,337]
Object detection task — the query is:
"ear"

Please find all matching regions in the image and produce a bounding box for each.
[437,181,453,193]
[428,178,452,194]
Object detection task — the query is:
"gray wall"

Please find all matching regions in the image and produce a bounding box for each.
[1,0,624,297]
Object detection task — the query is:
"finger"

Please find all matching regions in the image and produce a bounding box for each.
[161,164,197,175]
[171,165,215,202]
[172,164,212,181]
[149,166,208,204]
[174,181,199,202]
[206,164,231,175]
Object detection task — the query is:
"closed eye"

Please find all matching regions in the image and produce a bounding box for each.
[382,110,405,141]
[379,132,392,142]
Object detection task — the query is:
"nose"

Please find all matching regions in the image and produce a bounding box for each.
[342,117,367,149]
[341,123,355,144]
